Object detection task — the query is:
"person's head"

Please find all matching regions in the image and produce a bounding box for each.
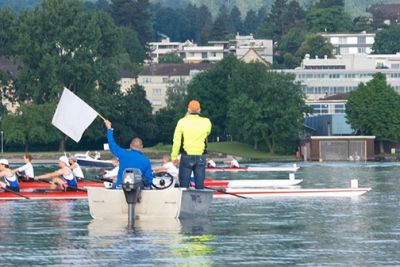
[0,159,9,170]
[162,154,171,164]
[112,158,119,167]
[23,154,32,163]
[130,137,143,151]
[59,156,70,167]
[187,100,201,114]
[68,156,77,165]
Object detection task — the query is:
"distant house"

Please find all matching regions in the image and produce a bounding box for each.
[0,57,20,112]
[239,48,271,67]
[183,46,224,64]
[321,32,375,55]
[232,34,273,65]
[137,63,215,112]
[148,38,194,63]
[367,4,400,24]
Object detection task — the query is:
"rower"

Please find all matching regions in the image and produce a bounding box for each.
[69,156,85,181]
[35,156,78,191]
[230,158,240,168]
[207,159,217,168]
[101,158,119,182]
[153,155,178,179]
[0,159,20,192]
[13,154,35,181]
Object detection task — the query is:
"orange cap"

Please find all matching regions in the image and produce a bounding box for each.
[188,100,201,113]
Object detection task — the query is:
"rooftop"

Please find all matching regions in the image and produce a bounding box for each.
[140,63,214,76]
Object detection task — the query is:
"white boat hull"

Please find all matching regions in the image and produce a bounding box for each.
[87,187,214,220]
[224,179,303,188]
[206,165,300,172]
[214,187,371,199]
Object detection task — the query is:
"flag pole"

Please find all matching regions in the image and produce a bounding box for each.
[97,113,107,121]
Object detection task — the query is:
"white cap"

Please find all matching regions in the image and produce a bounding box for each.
[59,156,70,166]
[0,159,9,165]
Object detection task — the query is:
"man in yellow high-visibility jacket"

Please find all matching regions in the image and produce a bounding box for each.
[171,100,212,189]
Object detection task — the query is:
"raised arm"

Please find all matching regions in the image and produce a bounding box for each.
[104,120,125,157]
[36,169,63,179]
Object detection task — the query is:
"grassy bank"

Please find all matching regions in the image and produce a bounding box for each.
[1,142,298,163]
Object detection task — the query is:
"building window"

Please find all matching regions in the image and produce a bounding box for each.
[162,77,169,83]
[339,37,347,44]
[143,77,152,84]
[334,104,345,113]
[358,47,366,53]
[153,88,161,95]
[357,36,366,44]
[201,52,207,59]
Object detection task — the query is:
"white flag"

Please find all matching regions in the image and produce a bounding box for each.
[52,87,98,142]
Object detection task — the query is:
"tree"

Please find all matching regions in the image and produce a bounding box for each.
[346,73,400,153]
[186,56,240,137]
[269,0,289,40]
[316,0,344,8]
[306,7,352,33]
[243,9,259,35]
[228,6,242,35]
[112,84,156,146]
[352,16,375,33]
[158,53,183,64]
[372,24,400,54]
[110,0,152,47]
[14,0,123,150]
[0,7,17,56]
[276,24,307,68]
[296,34,334,60]
[227,62,309,153]
[1,103,60,151]
[208,5,230,41]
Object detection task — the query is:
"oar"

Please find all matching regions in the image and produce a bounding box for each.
[204,186,251,199]
[2,187,30,199]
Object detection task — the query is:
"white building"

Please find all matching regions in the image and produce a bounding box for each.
[321,32,375,55]
[232,34,273,64]
[286,53,400,101]
[183,46,225,64]
[137,63,214,112]
[148,38,194,63]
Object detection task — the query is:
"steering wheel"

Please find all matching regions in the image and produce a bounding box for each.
[152,171,174,190]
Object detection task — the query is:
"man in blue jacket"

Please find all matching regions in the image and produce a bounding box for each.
[104,120,153,189]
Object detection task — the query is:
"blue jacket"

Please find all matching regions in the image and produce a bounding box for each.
[107,129,153,188]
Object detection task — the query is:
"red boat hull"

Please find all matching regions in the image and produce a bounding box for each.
[0,190,87,200]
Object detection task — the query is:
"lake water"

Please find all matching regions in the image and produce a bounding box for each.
[1,162,400,266]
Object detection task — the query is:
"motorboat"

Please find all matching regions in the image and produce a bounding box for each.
[74,151,114,168]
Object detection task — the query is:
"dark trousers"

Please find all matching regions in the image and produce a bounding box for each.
[179,154,207,189]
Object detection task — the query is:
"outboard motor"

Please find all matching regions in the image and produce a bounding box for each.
[122,168,142,228]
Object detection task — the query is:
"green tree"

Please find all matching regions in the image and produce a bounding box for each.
[306,6,352,33]
[372,24,400,54]
[1,103,60,151]
[352,16,375,33]
[276,24,307,68]
[243,9,259,35]
[110,0,152,47]
[346,73,400,153]
[0,7,17,56]
[208,5,230,40]
[228,6,242,35]
[186,56,239,137]
[316,0,344,8]
[158,53,183,64]
[296,33,334,60]
[227,62,309,153]
[112,84,156,146]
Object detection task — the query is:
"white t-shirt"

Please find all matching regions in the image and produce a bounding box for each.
[207,160,216,168]
[230,159,240,168]
[18,162,34,178]
[164,162,179,178]
[72,164,84,179]
[103,166,119,178]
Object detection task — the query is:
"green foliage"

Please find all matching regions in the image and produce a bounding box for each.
[227,62,309,153]
[0,7,18,56]
[186,56,241,136]
[316,0,344,8]
[208,5,231,41]
[346,73,400,141]
[296,33,334,60]
[372,24,400,54]
[158,53,183,64]
[306,6,352,33]
[1,103,60,151]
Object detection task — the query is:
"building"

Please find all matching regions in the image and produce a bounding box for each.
[183,46,225,64]
[231,34,273,65]
[0,57,20,112]
[287,53,400,101]
[321,32,375,55]
[367,4,400,24]
[148,38,194,63]
[137,63,214,111]
[240,48,272,67]
[303,136,375,161]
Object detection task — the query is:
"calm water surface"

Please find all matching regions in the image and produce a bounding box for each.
[1,162,400,266]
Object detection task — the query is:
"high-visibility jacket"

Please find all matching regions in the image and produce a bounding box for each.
[171,114,212,161]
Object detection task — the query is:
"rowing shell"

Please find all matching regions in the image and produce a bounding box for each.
[0,191,87,200]
[206,165,300,172]
[213,187,371,199]
[19,178,303,190]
